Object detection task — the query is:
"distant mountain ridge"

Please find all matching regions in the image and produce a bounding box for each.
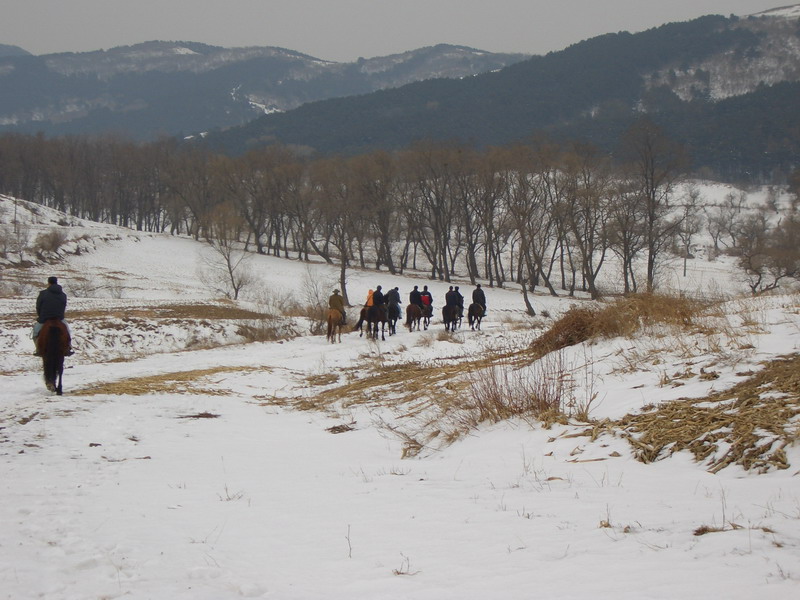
[200,9,800,181]
[0,41,527,139]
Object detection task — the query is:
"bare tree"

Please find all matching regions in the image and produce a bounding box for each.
[737,209,800,295]
[675,187,705,277]
[561,143,613,299]
[200,203,254,300]
[620,118,688,292]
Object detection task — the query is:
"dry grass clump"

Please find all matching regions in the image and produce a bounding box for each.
[466,353,570,427]
[73,366,262,396]
[530,294,708,358]
[70,302,268,322]
[590,353,800,473]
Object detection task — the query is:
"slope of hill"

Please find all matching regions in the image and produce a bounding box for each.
[203,11,800,181]
[0,41,526,140]
[0,44,30,57]
[0,190,798,598]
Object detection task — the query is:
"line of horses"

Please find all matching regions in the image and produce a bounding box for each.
[326,302,483,344]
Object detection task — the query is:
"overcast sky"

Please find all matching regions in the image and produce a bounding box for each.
[1,1,787,61]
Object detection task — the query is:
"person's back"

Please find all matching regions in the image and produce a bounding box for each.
[372,286,386,306]
[409,286,422,307]
[472,284,486,314]
[421,286,433,308]
[37,278,67,323]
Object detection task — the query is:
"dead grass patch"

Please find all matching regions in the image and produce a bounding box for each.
[70,302,269,322]
[529,294,709,359]
[72,366,263,396]
[587,353,800,473]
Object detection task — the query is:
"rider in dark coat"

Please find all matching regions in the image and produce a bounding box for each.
[454,286,465,317]
[472,284,486,315]
[37,276,67,323]
[372,285,386,306]
[445,286,458,307]
[386,287,401,306]
[34,276,73,355]
[409,285,423,308]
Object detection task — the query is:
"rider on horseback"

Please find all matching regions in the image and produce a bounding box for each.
[421,285,432,305]
[372,285,386,307]
[33,276,73,356]
[328,289,346,324]
[386,286,401,307]
[454,286,465,318]
[409,285,423,309]
[472,283,486,317]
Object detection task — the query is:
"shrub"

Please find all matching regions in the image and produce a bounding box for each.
[467,352,571,425]
[34,228,68,254]
[530,293,707,357]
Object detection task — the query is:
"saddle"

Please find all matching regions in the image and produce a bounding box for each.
[36,319,71,357]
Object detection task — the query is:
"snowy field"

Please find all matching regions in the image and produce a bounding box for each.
[0,190,799,599]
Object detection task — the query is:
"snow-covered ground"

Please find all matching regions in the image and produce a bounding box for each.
[0,192,798,599]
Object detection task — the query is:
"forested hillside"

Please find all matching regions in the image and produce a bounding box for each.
[202,14,800,182]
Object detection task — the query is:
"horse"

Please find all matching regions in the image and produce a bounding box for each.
[421,303,432,330]
[38,319,68,395]
[366,304,388,341]
[405,303,422,332]
[468,302,484,331]
[326,308,343,343]
[354,307,369,336]
[442,305,460,332]
[387,302,401,336]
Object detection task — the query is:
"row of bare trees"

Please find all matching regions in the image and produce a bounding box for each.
[1,121,797,303]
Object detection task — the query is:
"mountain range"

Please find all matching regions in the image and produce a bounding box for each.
[2,5,800,182]
[0,41,526,140]
[200,6,800,181]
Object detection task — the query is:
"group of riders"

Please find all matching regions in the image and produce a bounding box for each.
[32,274,487,358]
[328,282,487,327]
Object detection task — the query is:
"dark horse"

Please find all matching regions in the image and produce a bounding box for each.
[355,305,387,341]
[326,308,343,343]
[38,319,68,395]
[387,302,401,336]
[468,303,484,331]
[405,303,422,332]
[354,307,368,335]
[367,305,388,340]
[442,305,460,332]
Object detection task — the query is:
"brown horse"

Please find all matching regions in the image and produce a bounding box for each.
[326,308,343,343]
[405,303,422,331]
[442,305,459,332]
[421,304,432,330]
[468,303,484,331]
[38,319,69,395]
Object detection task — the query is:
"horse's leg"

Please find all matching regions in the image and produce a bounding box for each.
[56,359,63,395]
